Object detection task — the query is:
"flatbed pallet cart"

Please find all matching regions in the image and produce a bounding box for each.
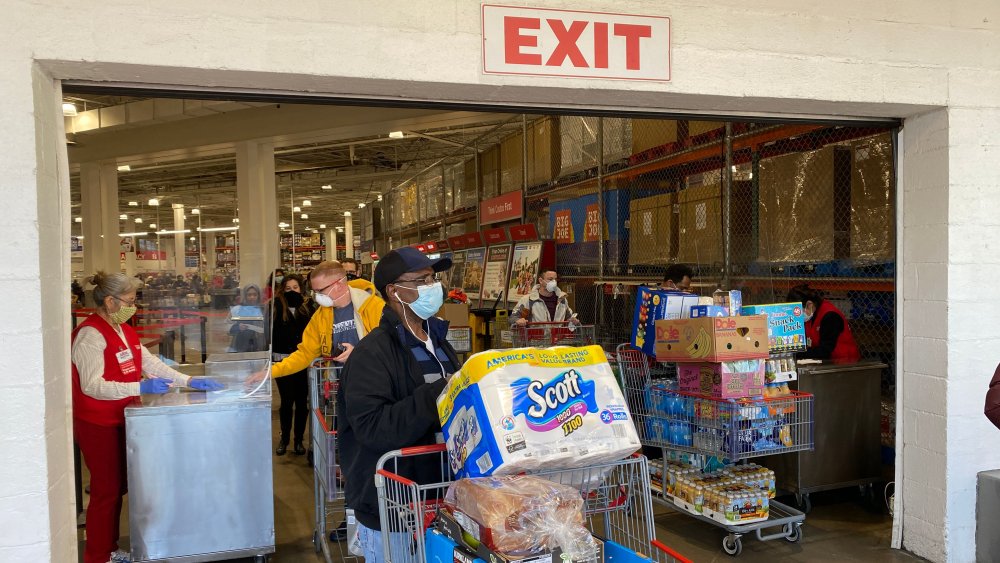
[616,344,812,557]
[307,359,358,562]
[375,444,691,563]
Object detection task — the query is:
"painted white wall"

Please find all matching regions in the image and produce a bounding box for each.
[0,1,998,561]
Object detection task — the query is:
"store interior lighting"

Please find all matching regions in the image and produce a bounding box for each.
[377,194,383,202]
[117,165,131,172]
[336,227,344,232]
[233,218,240,223]
[302,200,311,207]
[148,198,159,206]
[128,201,139,206]
[278,222,289,228]
[135,218,143,223]
[156,229,191,235]
[149,223,157,229]
[119,214,127,220]
[319,224,326,229]
[74,217,82,223]
[358,202,366,209]
[119,231,148,237]
[191,208,200,215]
[198,226,239,232]
[189,236,196,241]
[388,131,404,139]
[321,185,332,190]
[62,103,78,116]
[293,206,301,213]
[344,211,351,217]
[300,213,308,219]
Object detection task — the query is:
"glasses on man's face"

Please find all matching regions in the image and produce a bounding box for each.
[113,295,137,307]
[394,273,442,287]
[311,276,346,295]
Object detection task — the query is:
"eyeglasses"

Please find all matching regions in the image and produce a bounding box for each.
[113,295,137,306]
[394,273,442,287]
[311,276,346,295]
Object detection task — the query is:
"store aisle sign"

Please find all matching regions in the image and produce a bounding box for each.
[482,5,670,81]
[480,191,524,224]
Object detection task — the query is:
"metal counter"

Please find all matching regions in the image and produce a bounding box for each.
[125,353,274,562]
[761,360,886,511]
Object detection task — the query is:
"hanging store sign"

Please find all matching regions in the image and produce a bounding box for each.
[553,209,574,243]
[483,227,509,244]
[480,191,524,225]
[482,5,671,81]
[584,203,602,242]
[509,223,539,241]
[448,236,468,250]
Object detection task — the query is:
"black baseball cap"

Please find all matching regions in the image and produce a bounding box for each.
[374,246,452,296]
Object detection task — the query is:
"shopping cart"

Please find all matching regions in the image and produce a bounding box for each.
[307,359,358,562]
[511,321,595,347]
[616,344,810,556]
[375,444,691,563]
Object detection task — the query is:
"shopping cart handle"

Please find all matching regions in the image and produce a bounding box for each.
[652,539,693,563]
[398,444,447,456]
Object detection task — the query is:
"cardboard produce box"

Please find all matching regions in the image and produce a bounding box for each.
[437,303,471,327]
[654,315,768,362]
[632,286,699,356]
[677,183,723,265]
[758,145,835,263]
[678,360,766,399]
[632,118,678,155]
[527,117,560,187]
[628,193,674,265]
[741,303,807,353]
[500,132,524,194]
[850,133,894,262]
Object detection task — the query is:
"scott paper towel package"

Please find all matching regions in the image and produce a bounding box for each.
[438,346,640,478]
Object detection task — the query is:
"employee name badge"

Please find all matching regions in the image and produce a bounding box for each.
[116,347,138,376]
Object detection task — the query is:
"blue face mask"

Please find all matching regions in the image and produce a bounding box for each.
[397,281,444,320]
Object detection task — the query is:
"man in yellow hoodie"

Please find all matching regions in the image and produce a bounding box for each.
[270,260,384,377]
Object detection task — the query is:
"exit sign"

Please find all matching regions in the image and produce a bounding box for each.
[482,5,670,81]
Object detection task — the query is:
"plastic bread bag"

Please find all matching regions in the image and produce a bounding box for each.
[445,475,599,560]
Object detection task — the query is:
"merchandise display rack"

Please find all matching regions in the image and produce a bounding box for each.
[616,344,808,557]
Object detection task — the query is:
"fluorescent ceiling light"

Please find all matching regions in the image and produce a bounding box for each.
[118,165,131,172]
[198,226,239,232]
[149,223,157,229]
[319,224,326,229]
[148,198,159,206]
[278,222,289,228]
[191,208,200,215]
[135,218,143,223]
[156,229,191,235]
[300,214,308,219]
[74,217,82,223]
[128,201,139,207]
[293,206,301,213]
[321,185,333,190]
[189,236,196,241]
[358,202,366,209]
[388,131,404,139]
[377,194,383,202]
[119,214,127,220]
[302,200,312,207]
[336,227,344,232]
[62,103,78,117]
[119,231,148,237]
[232,218,240,223]
[344,211,352,217]
[75,235,84,239]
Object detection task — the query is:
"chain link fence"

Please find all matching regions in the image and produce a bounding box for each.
[378,115,897,401]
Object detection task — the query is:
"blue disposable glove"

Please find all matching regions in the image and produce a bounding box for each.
[140,378,172,394]
[189,378,225,392]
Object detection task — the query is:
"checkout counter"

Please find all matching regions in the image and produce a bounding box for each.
[125,352,274,562]
[762,359,887,512]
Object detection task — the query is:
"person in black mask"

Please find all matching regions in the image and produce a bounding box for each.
[266,274,315,456]
[342,257,378,295]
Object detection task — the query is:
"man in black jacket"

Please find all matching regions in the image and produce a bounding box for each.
[337,247,459,560]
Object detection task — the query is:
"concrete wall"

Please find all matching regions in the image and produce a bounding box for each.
[1,1,998,561]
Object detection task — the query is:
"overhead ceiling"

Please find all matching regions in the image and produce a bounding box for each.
[64,92,527,238]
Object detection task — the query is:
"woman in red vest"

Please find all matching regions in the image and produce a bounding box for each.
[72,272,222,563]
[787,284,861,363]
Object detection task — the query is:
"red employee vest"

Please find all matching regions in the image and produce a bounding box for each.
[805,300,861,363]
[72,314,142,426]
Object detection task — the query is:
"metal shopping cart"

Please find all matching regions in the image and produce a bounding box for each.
[511,321,596,348]
[307,359,359,562]
[375,444,691,563]
[616,344,810,557]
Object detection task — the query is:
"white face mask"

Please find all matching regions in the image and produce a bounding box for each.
[314,292,334,308]
[545,280,558,292]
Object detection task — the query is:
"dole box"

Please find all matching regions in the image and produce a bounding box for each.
[740,303,807,353]
[437,346,640,478]
[654,315,769,363]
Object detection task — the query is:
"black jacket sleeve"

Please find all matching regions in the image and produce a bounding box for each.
[800,312,844,360]
[341,341,447,452]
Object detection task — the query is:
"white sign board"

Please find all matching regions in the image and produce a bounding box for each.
[482,4,670,81]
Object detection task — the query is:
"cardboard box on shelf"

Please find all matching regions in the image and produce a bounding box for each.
[481,146,500,199]
[678,360,766,399]
[631,118,678,155]
[436,303,471,327]
[654,315,769,363]
[740,303,807,353]
[758,145,835,263]
[633,286,700,356]
[559,116,632,177]
[677,183,722,265]
[500,133,524,194]
[527,117,560,187]
[628,193,674,265]
[850,133,894,262]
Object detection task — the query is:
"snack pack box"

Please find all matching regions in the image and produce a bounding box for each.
[740,303,807,353]
[677,360,766,399]
[632,286,700,356]
[438,346,640,478]
[654,315,769,362]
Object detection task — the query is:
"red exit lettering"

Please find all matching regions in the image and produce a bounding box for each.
[504,16,652,70]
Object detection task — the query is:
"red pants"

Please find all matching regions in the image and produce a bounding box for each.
[75,419,128,563]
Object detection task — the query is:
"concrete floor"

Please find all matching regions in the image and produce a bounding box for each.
[75,314,925,562]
